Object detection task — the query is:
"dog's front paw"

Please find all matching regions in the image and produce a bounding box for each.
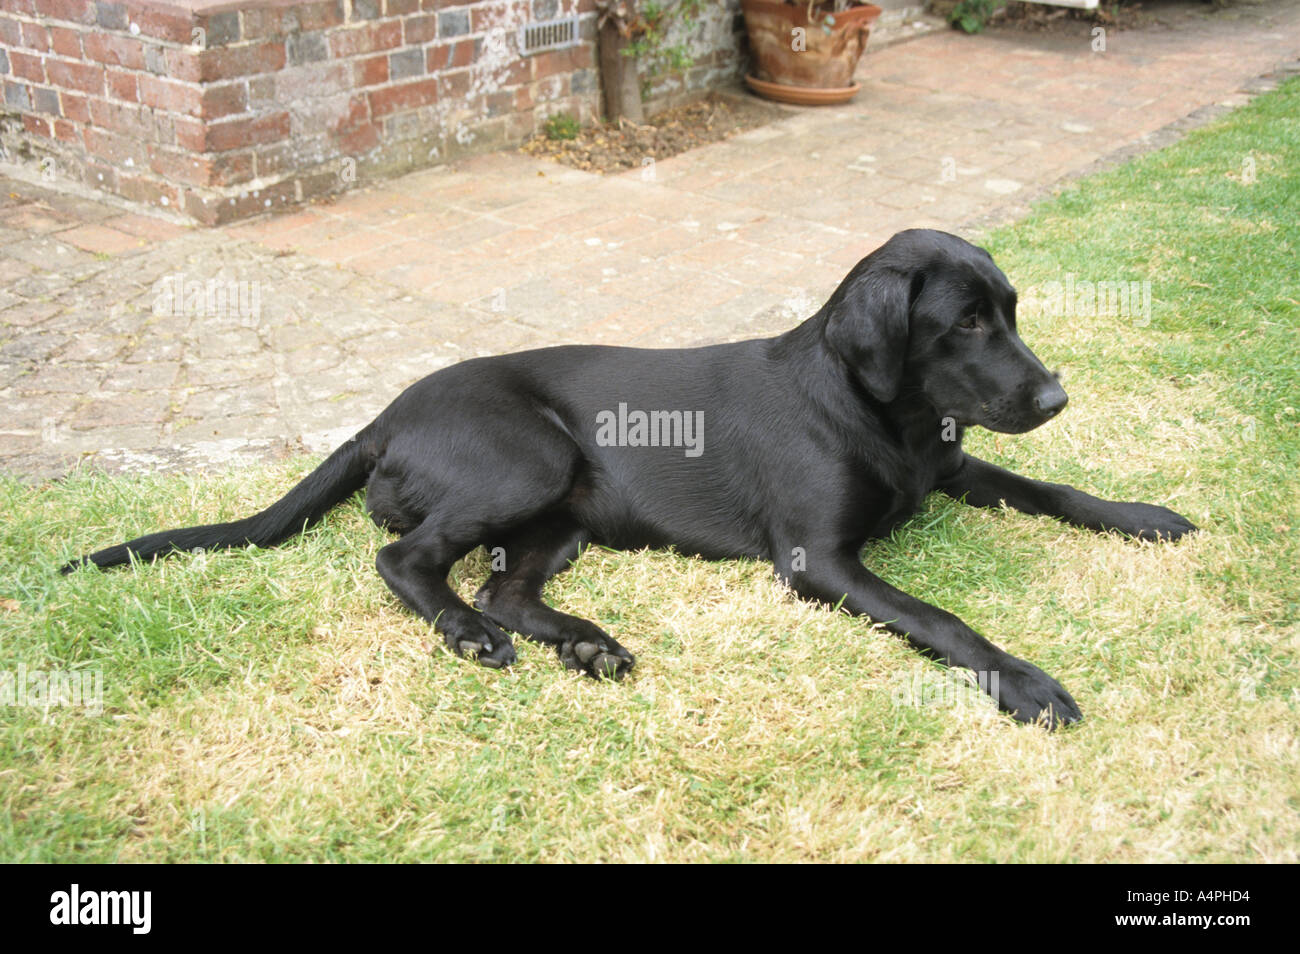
[442,617,517,669]
[990,654,1082,730]
[1131,504,1198,542]
[1103,502,1198,542]
[559,635,636,680]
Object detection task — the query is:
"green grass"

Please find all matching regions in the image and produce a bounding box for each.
[2,79,1298,863]
[543,112,581,142]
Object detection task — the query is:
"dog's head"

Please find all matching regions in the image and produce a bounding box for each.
[822,229,1067,434]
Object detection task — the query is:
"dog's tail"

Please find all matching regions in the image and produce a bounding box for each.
[61,430,377,574]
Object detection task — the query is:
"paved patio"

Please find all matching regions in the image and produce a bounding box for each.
[2,0,1298,478]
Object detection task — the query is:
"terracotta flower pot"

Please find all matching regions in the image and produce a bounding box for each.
[741,0,883,104]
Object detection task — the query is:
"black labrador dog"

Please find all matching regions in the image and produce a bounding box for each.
[66,229,1196,728]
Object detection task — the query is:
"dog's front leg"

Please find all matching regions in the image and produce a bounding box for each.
[937,453,1197,542]
[784,553,1081,728]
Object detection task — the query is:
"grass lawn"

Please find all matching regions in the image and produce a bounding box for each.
[2,78,1297,864]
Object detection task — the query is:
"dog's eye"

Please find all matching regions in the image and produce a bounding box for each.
[958,314,979,330]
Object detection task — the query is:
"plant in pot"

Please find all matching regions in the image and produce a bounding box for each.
[741,0,883,105]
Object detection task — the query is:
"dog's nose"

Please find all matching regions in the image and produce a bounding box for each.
[1033,382,1068,417]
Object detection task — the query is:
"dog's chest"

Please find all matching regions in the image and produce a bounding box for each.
[862,434,954,539]
[865,482,929,539]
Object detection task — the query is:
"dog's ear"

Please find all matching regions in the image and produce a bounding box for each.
[823,265,923,403]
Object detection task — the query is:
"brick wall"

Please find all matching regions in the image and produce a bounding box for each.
[0,0,746,224]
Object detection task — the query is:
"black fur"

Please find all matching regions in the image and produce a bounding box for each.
[65,230,1197,727]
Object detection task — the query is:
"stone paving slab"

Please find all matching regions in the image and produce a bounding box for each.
[1,0,1298,479]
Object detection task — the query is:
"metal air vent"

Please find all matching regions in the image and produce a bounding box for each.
[518,16,580,56]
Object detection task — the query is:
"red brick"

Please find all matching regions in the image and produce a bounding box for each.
[32,0,93,24]
[427,39,475,72]
[48,24,82,57]
[189,177,297,225]
[355,54,388,87]
[199,81,246,119]
[438,68,469,99]
[210,150,254,186]
[387,0,419,15]
[339,120,380,154]
[83,32,146,70]
[20,20,48,51]
[368,77,438,117]
[89,97,158,137]
[23,113,52,137]
[161,49,197,82]
[181,192,220,226]
[506,54,533,85]
[125,5,194,44]
[173,115,204,152]
[179,41,285,83]
[60,90,89,122]
[53,117,80,143]
[106,68,137,101]
[404,12,438,44]
[102,212,187,239]
[148,146,207,185]
[58,222,145,255]
[84,125,148,165]
[329,21,401,57]
[531,46,592,80]
[205,111,290,152]
[137,74,201,115]
[82,157,119,191]
[45,58,105,94]
[148,145,253,187]
[117,171,181,211]
[9,50,46,83]
[334,93,378,152]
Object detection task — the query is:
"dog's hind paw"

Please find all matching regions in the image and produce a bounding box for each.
[559,636,636,680]
[443,619,517,669]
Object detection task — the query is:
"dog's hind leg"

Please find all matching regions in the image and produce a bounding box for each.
[376,513,520,669]
[474,515,635,679]
[371,420,582,671]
